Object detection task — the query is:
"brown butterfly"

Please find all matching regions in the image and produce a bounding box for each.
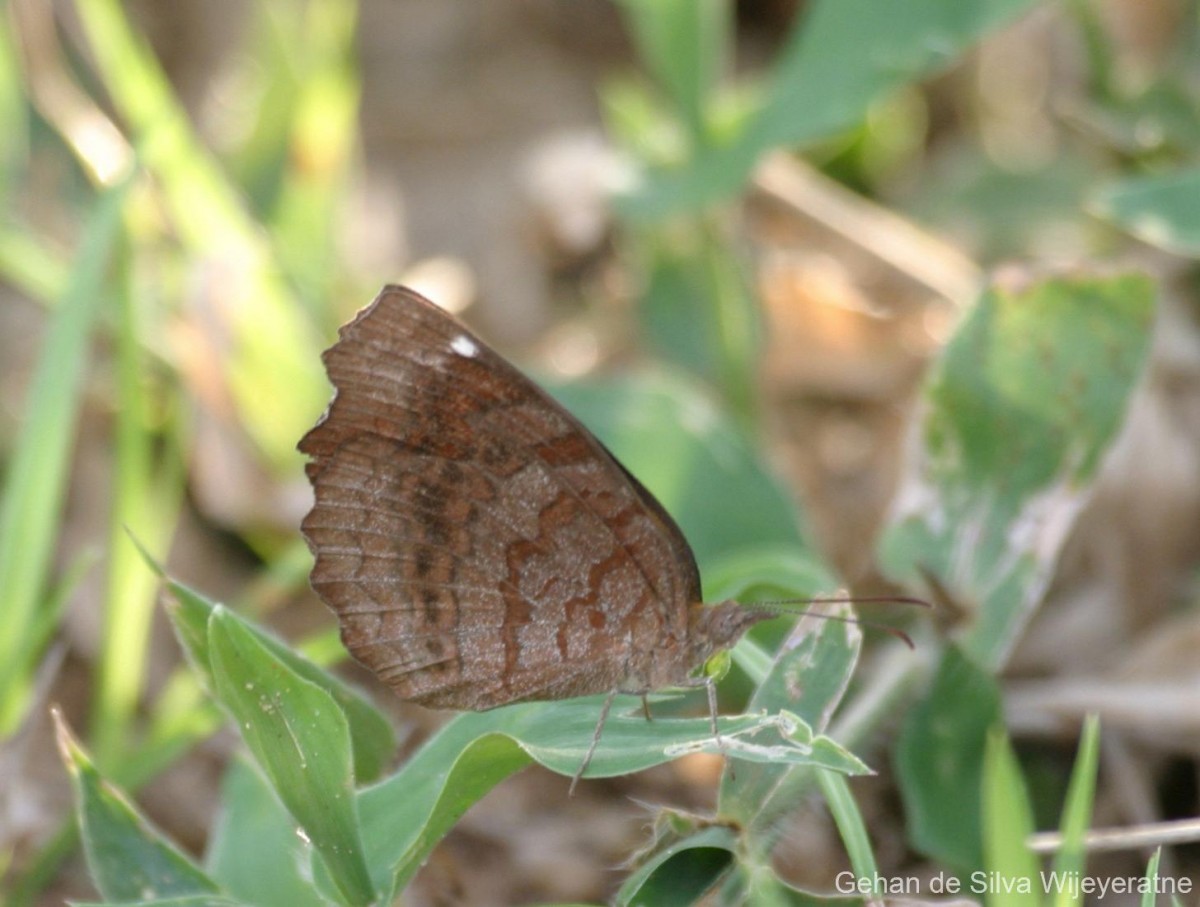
[299,286,772,784]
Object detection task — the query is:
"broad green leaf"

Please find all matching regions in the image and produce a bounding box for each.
[360,731,533,895]
[548,371,811,574]
[1051,715,1100,907]
[982,727,1040,907]
[54,712,220,902]
[163,581,211,683]
[613,825,739,907]
[163,580,394,783]
[205,757,325,907]
[0,175,132,735]
[719,605,862,831]
[750,0,1042,151]
[878,274,1155,670]
[1092,170,1200,256]
[208,608,375,907]
[356,696,866,892]
[895,645,1001,872]
[621,0,1042,219]
[114,549,375,795]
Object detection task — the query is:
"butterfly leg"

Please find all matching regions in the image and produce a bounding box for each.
[704,674,735,781]
[570,687,619,797]
[641,693,652,721]
[673,675,733,777]
[705,675,719,739]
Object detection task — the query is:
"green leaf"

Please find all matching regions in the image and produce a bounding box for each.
[1092,170,1200,256]
[163,582,212,683]
[621,0,1042,219]
[878,273,1155,670]
[750,0,1042,150]
[208,608,376,906]
[631,221,762,418]
[0,175,132,735]
[718,605,862,832]
[164,580,394,783]
[613,825,738,907]
[359,730,533,894]
[1051,715,1100,907]
[54,711,220,902]
[894,645,1002,872]
[356,696,865,892]
[982,726,1040,907]
[616,0,730,145]
[205,757,325,907]
[818,771,880,897]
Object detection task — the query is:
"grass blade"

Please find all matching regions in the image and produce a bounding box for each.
[1051,715,1101,907]
[73,0,326,468]
[92,258,183,766]
[1141,847,1161,907]
[0,175,132,735]
[819,769,880,894]
[982,725,1041,907]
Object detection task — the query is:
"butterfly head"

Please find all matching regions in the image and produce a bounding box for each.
[686,601,773,667]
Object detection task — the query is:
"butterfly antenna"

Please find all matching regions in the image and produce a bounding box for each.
[749,594,931,610]
[738,594,931,650]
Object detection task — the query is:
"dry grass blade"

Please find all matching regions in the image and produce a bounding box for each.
[1028,816,1200,855]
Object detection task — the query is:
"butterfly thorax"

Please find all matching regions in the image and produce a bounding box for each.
[622,601,765,691]
[613,601,754,693]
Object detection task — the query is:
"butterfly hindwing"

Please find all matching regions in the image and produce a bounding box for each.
[299,286,704,708]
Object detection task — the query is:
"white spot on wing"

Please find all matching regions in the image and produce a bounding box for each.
[450,334,479,358]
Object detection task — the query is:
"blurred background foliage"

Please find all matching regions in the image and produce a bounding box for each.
[2,0,1200,904]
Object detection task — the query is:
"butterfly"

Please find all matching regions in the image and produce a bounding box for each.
[298,285,773,785]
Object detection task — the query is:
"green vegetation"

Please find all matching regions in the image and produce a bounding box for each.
[3,0,1194,903]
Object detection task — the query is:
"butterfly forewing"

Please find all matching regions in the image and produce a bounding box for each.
[299,286,703,709]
